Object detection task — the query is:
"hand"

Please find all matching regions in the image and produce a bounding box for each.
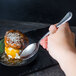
[40,22,76,76]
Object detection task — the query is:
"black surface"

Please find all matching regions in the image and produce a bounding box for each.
[0,21,76,76]
[0,0,76,26]
[0,21,58,76]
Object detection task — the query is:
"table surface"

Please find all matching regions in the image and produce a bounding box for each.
[27,65,65,76]
[27,26,76,76]
[0,21,76,76]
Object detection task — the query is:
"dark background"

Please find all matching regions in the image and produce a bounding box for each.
[0,1,75,75]
[0,0,76,26]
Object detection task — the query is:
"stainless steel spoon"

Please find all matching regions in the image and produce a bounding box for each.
[20,12,72,58]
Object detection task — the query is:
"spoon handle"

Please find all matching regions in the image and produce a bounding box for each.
[39,12,72,42]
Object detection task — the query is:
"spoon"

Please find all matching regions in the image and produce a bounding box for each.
[20,12,72,58]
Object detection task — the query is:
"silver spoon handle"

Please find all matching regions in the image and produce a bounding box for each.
[39,12,72,42]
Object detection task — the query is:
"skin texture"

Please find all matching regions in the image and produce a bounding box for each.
[40,22,76,76]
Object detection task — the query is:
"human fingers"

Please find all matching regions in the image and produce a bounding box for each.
[57,22,71,33]
[40,24,58,49]
[49,25,58,34]
[40,36,48,49]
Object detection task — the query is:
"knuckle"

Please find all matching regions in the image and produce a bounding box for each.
[72,32,75,37]
[66,22,69,26]
[65,22,69,28]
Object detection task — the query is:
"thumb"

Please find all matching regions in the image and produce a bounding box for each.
[49,25,57,34]
[57,22,70,32]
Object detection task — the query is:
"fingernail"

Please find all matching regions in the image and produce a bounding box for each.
[50,25,54,27]
[51,25,55,30]
[49,25,54,30]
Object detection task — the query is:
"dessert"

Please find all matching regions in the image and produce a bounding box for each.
[4,30,28,59]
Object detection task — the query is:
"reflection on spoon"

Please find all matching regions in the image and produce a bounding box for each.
[20,43,37,57]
